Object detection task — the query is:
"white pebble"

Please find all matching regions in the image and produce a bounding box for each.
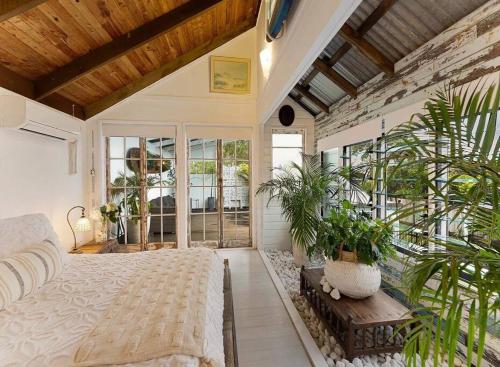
[336,362,345,367]
[326,358,335,367]
[323,282,332,293]
[320,344,331,356]
[330,288,341,300]
[352,357,363,367]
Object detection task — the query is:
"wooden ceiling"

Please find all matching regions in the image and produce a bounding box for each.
[0,0,260,120]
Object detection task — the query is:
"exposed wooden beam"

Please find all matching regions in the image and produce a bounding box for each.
[339,23,394,75]
[0,0,45,22]
[85,19,254,119]
[304,0,397,86]
[0,64,34,98]
[35,0,222,100]
[0,64,85,119]
[288,93,317,117]
[293,84,329,114]
[313,59,357,97]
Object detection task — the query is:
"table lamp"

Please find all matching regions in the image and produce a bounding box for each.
[67,206,91,250]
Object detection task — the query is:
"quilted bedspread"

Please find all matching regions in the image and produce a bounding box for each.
[0,248,224,367]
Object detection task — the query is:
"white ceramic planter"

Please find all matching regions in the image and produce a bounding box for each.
[324,257,381,299]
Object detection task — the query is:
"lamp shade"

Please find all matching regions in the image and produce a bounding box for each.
[74,217,91,232]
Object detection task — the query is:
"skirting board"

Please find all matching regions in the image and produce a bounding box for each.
[258,249,328,367]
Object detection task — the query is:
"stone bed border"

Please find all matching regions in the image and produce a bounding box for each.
[258,249,329,367]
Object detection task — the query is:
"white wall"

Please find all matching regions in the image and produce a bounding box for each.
[0,99,90,251]
[86,28,261,249]
[260,97,315,249]
[256,0,360,124]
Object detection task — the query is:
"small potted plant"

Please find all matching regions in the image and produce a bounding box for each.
[313,200,395,299]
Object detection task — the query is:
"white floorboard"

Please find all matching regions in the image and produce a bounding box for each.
[217,249,312,367]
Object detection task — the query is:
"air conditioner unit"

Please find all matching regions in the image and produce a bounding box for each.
[0,95,80,141]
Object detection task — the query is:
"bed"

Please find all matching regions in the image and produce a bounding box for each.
[0,214,237,367]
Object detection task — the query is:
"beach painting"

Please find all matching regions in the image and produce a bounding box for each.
[210,56,251,94]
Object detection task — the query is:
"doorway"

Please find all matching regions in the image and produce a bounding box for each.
[188,138,251,248]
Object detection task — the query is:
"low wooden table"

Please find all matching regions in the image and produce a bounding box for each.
[69,239,119,254]
[300,267,412,360]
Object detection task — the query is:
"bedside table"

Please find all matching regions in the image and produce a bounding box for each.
[69,239,119,254]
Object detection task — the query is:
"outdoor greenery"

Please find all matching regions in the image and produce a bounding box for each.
[375,82,500,367]
[314,200,394,265]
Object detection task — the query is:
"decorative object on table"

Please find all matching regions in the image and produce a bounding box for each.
[210,56,251,94]
[266,0,295,41]
[66,206,92,250]
[374,82,500,367]
[97,202,120,240]
[314,200,394,299]
[301,267,412,360]
[257,154,334,267]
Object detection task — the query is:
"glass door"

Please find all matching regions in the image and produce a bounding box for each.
[107,136,177,249]
[188,138,251,248]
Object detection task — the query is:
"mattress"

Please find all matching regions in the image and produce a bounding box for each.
[0,249,224,367]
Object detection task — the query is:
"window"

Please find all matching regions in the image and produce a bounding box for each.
[272,130,303,175]
[107,136,176,247]
[342,140,372,213]
[321,148,339,213]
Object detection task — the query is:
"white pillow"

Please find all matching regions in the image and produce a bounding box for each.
[0,214,65,258]
[0,240,63,310]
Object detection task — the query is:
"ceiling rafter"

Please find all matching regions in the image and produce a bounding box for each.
[293,84,329,114]
[0,0,45,22]
[303,0,397,86]
[0,64,85,119]
[84,19,254,119]
[288,93,318,117]
[338,23,394,76]
[34,0,222,100]
[313,59,357,97]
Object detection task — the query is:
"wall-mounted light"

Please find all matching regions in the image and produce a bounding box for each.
[259,47,273,80]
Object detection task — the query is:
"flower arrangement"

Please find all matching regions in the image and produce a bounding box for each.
[100,202,120,223]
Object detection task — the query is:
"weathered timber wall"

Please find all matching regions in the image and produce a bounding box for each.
[315,0,500,142]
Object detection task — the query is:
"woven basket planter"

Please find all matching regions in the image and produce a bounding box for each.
[324,250,381,299]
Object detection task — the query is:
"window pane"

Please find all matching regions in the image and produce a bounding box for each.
[189,160,204,186]
[110,159,125,185]
[223,187,236,211]
[204,139,217,159]
[223,140,235,158]
[272,147,302,169]
[161,188,176,214]
[236,140,249,159]
[190,187,203,212]
[223,160,235,186]
[161,138,175,159]
[236,161,249,186]
[146,138,161,158]
[190,215,204,241]
[204,187,217,212]
[272,133,302,147]
[189,139,203,159]
[237,186,250,210]
[147,188,162,215]
[204,161,217,186]
[109,137,124,158]
[204,214,219,241]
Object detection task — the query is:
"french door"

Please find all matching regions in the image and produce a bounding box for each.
[188,138,251,248]
[106,136,177,249]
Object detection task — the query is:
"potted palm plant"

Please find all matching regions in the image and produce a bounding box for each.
[257,154,333,266]
[314,200,394,298]
[377,81,499,367]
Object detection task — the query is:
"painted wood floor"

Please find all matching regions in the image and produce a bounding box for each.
[218,249,312,367]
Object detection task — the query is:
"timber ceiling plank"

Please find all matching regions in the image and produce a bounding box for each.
[85,19,255,119]
[0,0,45,23]
[303,0,397,86]
[294,84,330,114]
[34,0,222,100]
[338,23,394,76]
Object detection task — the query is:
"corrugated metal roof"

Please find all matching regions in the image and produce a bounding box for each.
[292,0,488,115]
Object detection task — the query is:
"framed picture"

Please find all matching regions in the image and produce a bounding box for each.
[210,56,251,94]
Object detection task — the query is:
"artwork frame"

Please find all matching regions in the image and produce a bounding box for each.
[210,56,251,94]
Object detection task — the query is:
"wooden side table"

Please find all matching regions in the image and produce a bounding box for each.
[69,239,119,254]
[300,267,412,360]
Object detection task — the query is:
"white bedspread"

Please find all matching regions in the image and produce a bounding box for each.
[0,249,225,367]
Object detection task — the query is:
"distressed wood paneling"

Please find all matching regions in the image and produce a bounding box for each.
[315,1,500,142]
